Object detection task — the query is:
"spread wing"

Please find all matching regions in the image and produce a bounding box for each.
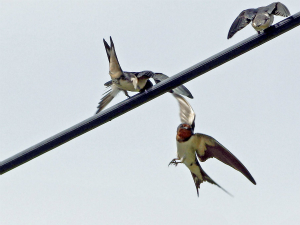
[134,70,154,79]
[266,2,290,17]
[95,84,120,114]
[172,93,195,129]
[103,37,123,79]
[124,71,193,98]
[153,73,193,99]
[193,133,256,185]
[227,9,257,39]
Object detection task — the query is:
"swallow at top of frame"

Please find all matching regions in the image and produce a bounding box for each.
[228,2,290,39]
[95,37,193,114]
[169,93,256,196]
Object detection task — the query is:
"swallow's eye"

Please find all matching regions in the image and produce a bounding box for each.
[183,124,191,130]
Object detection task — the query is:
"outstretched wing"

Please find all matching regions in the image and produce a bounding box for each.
[95,84,120,114]
[193,133,256,185]
[266,2,290,17]
[134,70,154,79]
[103,37,123,79]
[172,93,195,129]
[227,9,257,39]
[153,73,193,99]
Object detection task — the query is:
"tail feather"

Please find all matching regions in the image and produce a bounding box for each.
[191,158,233,197]
[191,172,200,197]
[95,84,120,114]
[201,168,233,197]
[104,80,113,87]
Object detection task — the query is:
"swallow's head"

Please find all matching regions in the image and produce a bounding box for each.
[176,123,193,142]
[252,13,272,31]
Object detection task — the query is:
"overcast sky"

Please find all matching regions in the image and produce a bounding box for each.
[1,1,300,224]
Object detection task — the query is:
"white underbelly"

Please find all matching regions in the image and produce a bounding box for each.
[252,15,274,31]
[177,138,196,166]
[253,21,271,31]
[117,79,137,92]
[177,137,203,180]
[117,79,148,92]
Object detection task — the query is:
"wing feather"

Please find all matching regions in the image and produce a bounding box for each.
[193,133,256,185]
[266,2,290,17]
[103,37,123,79]
[172,93,195,127]
[153,73,193,99]
[227,9,257,39]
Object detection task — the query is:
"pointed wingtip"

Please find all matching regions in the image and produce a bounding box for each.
[173,85,194,99]
[182,87,193,99]
[250,177,257,185]
[110,36,114,46]
[103,38,111,62]
[227,24,237,39]
[103,38,109,45]
[243,169,256,185]
[246,170,256,185]
[227,31,235,39]
[103,38,110,48]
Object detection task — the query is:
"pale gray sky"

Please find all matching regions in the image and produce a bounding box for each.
[1,1,300,224]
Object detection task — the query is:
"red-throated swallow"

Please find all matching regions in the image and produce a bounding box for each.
[228,2,290,39]
[169,93,256,196]
[95,37,193,114]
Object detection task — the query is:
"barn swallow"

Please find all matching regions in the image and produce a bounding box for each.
[169,93,256,196]
[227,2,290,39]
[95,37,193,114]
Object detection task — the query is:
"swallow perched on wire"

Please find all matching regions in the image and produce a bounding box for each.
[227,2,290,39]
[169,93,256,196]
[95,37,193,114]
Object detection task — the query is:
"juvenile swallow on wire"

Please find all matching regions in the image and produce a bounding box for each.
[95,37,193,114]
[169,93,256,196]
[227,2,290,39]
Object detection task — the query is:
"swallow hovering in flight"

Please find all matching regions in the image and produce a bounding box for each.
[169,93,256,196]
[95,37,193,114]
[227,2,290,39]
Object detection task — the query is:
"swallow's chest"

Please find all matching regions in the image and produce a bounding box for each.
[252,14,274,31]
[112,78,135,91]
[119,79,137,91]
[176,137,196,164]
[113,77,148,92]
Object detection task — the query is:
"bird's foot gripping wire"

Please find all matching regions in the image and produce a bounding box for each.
[123,90,130,98]
[168,158,182,167]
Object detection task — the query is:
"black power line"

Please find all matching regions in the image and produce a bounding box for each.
[1,12,300,175]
